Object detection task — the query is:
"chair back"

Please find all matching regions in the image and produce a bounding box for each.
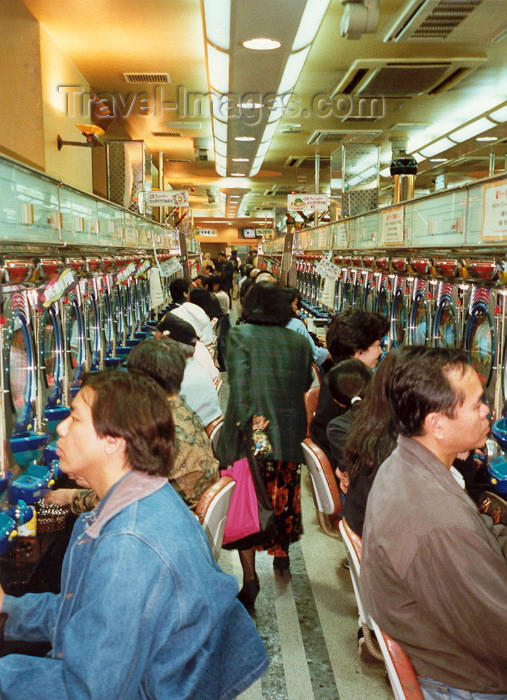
[301,437,342,538]
[194,476,235,560]
[339,518,423,700]
[304,386,320,438]
[310,363,322,388]
[205,415,224,455]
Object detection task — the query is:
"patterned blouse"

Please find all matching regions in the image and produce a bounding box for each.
[70,396,220,514]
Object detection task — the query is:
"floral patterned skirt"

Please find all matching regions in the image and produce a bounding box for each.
[257,459,303,557]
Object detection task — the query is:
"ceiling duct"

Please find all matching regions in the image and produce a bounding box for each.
[123,72,171,84]
[333,57,485,97]
[382,0,507,42]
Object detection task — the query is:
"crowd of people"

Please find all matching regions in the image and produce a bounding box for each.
[1,247,506,699]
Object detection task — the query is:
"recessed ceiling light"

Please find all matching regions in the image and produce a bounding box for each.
[234,136,255,142]
[476,136,498,141]
[231,157,249,162]
[242,37,281,51]
[231,172,245,176]
[238,102,263,109]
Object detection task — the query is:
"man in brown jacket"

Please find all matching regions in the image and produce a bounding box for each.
[360,347,507,699]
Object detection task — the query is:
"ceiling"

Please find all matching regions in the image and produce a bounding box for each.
[22,0,507,230]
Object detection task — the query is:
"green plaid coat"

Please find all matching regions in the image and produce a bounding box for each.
[217,324,313,465]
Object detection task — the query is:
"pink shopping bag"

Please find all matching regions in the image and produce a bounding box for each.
[221,457,260,545]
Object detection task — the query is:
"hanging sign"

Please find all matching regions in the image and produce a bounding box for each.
[37,267,78,311]
[160,258,183,276]
[115,263,136,286]
[381,206,404,245]
[197,229,218,237]
[481,181,507,241]
[287,194,329,212]
[146,190,189,207]
[314,256,341,281]
[135,260,151,278]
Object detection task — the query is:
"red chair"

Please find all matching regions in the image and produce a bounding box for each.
[301,437,342,538]
[339,518,423,700]
[205,415,224,455]
[304,386,320,438]
[194,476,235,561]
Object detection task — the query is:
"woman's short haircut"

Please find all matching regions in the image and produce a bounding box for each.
[326,309,389,362]
[327,358,372,409]
[242,282,292,327]
[125,338,186,395]
[385,346,469,437]
[80,369,174,477]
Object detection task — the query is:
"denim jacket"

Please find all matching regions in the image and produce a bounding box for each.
[0,471,268,699]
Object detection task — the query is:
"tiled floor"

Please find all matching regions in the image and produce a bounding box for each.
[218,471,393,700]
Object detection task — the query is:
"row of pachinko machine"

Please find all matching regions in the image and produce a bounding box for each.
[0,250,181,554]
[292,251,507,495]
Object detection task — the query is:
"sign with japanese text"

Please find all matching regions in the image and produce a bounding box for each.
[482,181,507,241]
[146,190,189,207]
[287,194,329,212]
[381,206,404,245]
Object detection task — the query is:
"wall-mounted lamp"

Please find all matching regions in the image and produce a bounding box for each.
[57,124,105,151]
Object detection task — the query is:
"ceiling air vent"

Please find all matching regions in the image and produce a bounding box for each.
[382,0,506,42]
[333,58,485,98]
[308,130,382,145]
[151,132,182,138]
[123,72,171,84]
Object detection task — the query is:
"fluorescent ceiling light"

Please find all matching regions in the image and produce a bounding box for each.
[449,117,493,143]
[231,157,249,162]
[488,104,507,123]
[293,0,331,51]
[213,118,228,142]
[476,136,498,141]
[203,0,230,50]
[207,44,229,94]
[214,140,227,157]
[430,158,448,162]
[235,136,255,142]
[418,137,455,158]
[242,37,281,50]
[238,102,263,109]
[261,120,280,144]
[231,172,245,176]
[278,46,311,94]
[215,153,227,169]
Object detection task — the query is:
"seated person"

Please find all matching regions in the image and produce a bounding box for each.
[360,347,507,698]
[156,314,221,426]
[47,339,219,513]
[284,287,331,368]
[0,370,268,698]
[156,312,218,381]
[168,279,215,347]
[325,358,371,494]
[310,309,389,462]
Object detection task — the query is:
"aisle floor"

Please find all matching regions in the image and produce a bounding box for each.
[218,472,393,700]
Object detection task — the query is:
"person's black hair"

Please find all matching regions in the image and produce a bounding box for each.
[188,287,222,320]
[284,287,301,315]
[327,358,371,409]
[169,278,190,302]
[81,369,174,477]
[206,273,225,292]
[385,346,469,438]
[326,309,389,362]
[343,351,400,484]
[242,282,292,327]
[125,338,185,395]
